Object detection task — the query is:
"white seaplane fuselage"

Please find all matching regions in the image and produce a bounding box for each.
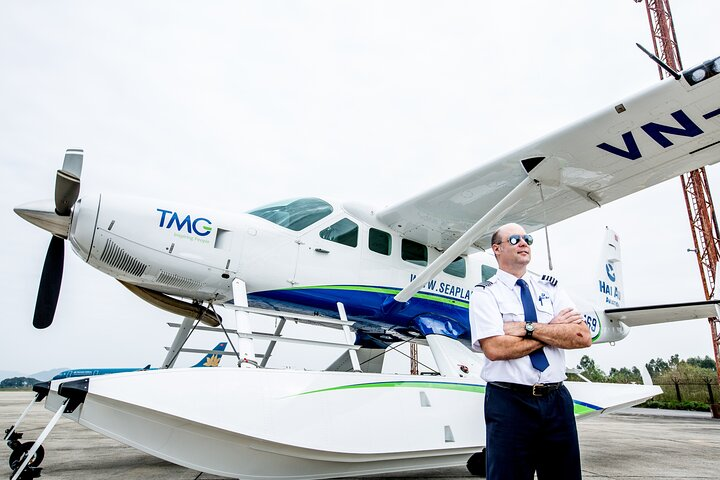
[68,194,627,347]
[22,194,651,479]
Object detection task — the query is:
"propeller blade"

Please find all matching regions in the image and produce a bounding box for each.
[54,170,80,216]
[62,149,84,178]
[54,149,83,216]
[33,236,65,329]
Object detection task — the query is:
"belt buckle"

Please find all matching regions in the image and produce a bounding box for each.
[532,384,544,396]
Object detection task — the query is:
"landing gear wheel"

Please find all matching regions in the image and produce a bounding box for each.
[466,448,486,477]
[8,466,42,480]
[8,442,44,470]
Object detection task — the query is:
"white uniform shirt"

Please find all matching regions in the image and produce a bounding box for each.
[469,268,576,385]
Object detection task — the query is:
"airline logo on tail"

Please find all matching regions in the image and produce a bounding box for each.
[599,262,621,307]
[605,263,616,282]
[193,342,227,368]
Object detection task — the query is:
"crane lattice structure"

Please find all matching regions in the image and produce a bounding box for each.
[637,0,720,388]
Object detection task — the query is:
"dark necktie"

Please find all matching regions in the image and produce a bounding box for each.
[516,278,549,372]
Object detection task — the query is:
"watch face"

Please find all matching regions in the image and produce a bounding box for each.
[525,323,535,332]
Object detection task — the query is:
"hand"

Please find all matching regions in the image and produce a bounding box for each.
[503,321,527,337]
[549,308,583,324]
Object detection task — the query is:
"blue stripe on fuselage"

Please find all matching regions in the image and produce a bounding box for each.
[247,285,471,339]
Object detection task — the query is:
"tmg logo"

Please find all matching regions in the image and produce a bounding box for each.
[157,208,213,236]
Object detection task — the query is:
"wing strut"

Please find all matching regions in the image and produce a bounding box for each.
[538,181,554,271]
[394,176,536,303]
[233,278,258,368]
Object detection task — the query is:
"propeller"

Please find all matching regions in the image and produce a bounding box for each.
[16,149,83,329]
[33,236,65,328]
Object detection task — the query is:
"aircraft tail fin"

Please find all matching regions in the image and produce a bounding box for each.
[192,342,228,368]
[596,228,624,309]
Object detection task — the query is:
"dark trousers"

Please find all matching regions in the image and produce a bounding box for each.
[484,383,581,480]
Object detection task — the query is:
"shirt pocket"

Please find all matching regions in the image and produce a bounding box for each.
[498,301,524,322]
[536,299,554,322]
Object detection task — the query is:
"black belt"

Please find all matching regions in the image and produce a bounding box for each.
[489,381,563,397]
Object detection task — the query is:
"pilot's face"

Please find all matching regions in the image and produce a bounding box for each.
[492,224,532,271]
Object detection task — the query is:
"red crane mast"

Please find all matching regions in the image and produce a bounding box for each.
[637,0,720,395]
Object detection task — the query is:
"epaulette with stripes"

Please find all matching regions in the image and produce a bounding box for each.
[475,280,493,289]
[540,275,558,287]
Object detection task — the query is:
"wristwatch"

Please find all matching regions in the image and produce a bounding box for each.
[524,322,535,338]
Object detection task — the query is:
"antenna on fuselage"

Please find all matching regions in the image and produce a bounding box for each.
[636,43,681,80]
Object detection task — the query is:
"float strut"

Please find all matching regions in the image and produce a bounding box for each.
[9,400,66,480]
[337,302,361,372]
[233,279,258,368]
[162,316,196,369]
[4,383,49,445]
[10,379,88,480]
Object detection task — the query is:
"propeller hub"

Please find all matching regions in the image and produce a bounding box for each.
[14,200,72,238]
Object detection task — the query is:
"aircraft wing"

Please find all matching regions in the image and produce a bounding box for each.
[376,57,720,250]
[605,300,720,327]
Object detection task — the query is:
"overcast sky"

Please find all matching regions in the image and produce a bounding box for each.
[2,1,720,376]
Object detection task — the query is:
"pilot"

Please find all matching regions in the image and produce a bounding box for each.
[469,223,591,480]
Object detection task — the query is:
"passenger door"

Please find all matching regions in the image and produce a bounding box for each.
[294,216,363,286]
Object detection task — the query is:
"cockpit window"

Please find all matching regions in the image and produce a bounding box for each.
[247,198,333,231]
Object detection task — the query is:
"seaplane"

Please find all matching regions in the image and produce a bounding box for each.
[6,51,720,479]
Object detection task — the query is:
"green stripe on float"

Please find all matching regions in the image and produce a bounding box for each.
[294,380,602,417]
[573,403,600,416]
[294,381,486,397]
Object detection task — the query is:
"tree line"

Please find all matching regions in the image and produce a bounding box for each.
[570,354,718,410]
[0,377,41,389]
[571,354,716,383]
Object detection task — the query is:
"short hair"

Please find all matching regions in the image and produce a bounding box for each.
[491,228,502,246]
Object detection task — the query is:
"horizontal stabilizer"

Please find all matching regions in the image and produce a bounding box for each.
[605,300,720,327]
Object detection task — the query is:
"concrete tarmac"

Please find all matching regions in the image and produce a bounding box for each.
[2,391,718,479]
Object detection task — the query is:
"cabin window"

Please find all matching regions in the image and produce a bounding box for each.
[443,256,466,278]
[402,239,427,266]
[369,228,391,256]
[319,218,358,247]
[247,197,333,231]
[482,264,498,282]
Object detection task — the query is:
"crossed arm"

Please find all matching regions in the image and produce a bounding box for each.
[479,308,592,361]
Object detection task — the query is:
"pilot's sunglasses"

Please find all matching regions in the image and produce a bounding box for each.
[502,234,533,246]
